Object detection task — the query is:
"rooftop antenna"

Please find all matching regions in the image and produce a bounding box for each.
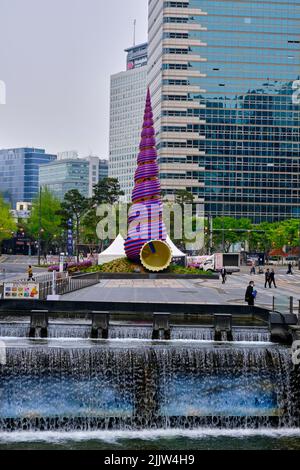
[133,19,136,46]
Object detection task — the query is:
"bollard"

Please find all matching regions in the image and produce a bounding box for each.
[29,310,49,338]
[152,312,171,340]
[214,314,233,341]
[91,312,110,339]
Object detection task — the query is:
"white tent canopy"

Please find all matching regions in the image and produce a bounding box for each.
[98,234,126,265]
[166,236,186,258]
[98,234,186,265]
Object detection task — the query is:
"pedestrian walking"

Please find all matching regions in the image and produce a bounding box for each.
[265,269,271,288]
[250,263,256,275]
[27,265,35,282]
[245,281,257,306]
[269,269,277,288]
[287,263,293,275]
[221,267,227,284]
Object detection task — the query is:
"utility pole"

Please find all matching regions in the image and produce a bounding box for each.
[37,187,42,266]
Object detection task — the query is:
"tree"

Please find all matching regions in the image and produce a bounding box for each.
[272,219,300,250]
[173,190,195,249]
[92,178,124,205]
[82,178,125,251]
[0,196,16,249]
[59,190,90,261]
[248,220,300,254]
[212,217,253,253]
[175,189,195,207]
[27,189,62,254]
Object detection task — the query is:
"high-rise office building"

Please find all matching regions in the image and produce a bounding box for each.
[39,155,108,200]
[0,148,57,207]
[85,156,108,197]
[39,158,90,200]
[98,158,109,182]
[148,0,300,222]
[109,43,148,202]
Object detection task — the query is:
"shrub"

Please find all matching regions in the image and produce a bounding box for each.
[79,258,211,275]
[48,260,93,273]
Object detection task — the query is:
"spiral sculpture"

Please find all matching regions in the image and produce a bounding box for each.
[124,89,172,272]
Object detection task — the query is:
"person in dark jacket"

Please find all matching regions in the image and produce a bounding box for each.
[220,267,227,284]
[264,269,271,288]
[287,263,293,275]
[269,269,277,288]
[245,281,256,306]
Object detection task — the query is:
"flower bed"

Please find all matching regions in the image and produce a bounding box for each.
[48,260,93,274]
[80,258,211,275]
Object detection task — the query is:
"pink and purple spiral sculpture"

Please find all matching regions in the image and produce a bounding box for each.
[124,89,167,261]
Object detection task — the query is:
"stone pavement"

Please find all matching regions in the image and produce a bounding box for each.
[62,271,300,310]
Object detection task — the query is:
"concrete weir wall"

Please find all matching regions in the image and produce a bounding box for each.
[0,298,298,344]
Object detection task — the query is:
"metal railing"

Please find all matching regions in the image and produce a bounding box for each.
[17,273,56,284]
[273,295,300,321]
[39,273,99,299]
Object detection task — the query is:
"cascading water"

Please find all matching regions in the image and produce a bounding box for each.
[0,323,270,342]
[0,341,298,432]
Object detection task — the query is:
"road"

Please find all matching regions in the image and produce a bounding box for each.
[0,255,47,281]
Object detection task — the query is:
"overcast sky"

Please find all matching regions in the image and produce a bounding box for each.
[0,0,148,158]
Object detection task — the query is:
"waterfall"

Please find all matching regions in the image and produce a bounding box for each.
[0,342,298,432]
[0,323,30,338]
[0,323,270,342]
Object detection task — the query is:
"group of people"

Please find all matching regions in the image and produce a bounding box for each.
[264,269,277,289]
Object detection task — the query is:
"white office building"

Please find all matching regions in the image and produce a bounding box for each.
[109,44,148,202]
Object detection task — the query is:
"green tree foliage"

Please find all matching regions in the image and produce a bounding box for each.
[82,178,125,251]
[212,217,252,252]
[27,189,62,252]
[92,178,124,205]
[174,189,195,207]
[209,217,300,254]
[59,190,90,261]
[0,196,16,247]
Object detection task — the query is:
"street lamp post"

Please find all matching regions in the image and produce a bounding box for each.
[37,188,42,266]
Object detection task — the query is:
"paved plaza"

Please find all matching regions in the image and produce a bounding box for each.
[1,255,299,310]
[63,270,300,310]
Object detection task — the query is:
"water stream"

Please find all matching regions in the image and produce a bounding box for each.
[0,323,271,342]
[0,340,297,432]
[0,330,299,449]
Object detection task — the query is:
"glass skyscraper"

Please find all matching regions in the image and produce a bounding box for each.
[148,0,300,222]
[0,148,57,208]
[39,158,90,201]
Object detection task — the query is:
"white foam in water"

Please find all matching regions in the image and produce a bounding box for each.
[0,428,300,444]
[0,323,271,342]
